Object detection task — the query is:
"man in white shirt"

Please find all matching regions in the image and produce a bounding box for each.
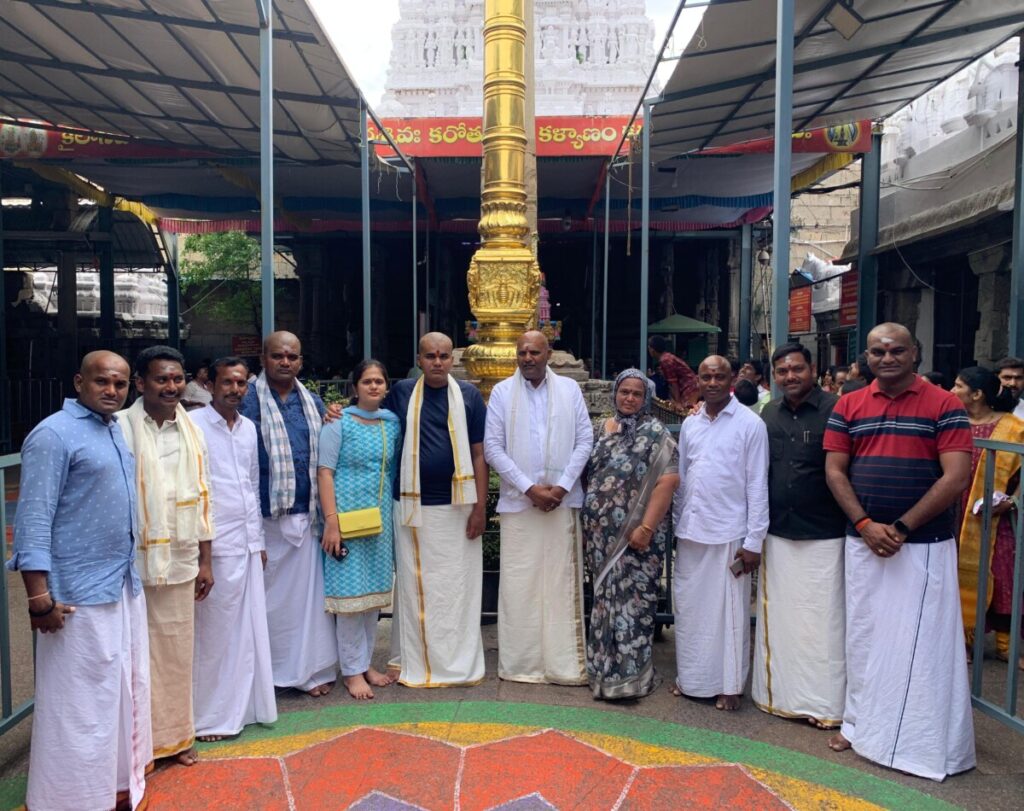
[995,357,1024,420]
[190,357,277,741]
[673,355,769,710]
[484,331,593,684]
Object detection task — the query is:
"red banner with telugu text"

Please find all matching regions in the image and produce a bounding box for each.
[700,121,873,155]
[0,121,218,159]
[368,116,641,158]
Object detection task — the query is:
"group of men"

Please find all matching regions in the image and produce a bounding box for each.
[11,319,983,809]
[723,322,975,782]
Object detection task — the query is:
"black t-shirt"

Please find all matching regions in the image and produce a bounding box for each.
[382,377,486,505]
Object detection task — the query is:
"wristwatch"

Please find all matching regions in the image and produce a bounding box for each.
[893,519,911,538]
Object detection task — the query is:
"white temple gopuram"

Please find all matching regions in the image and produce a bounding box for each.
[378,0,657,117]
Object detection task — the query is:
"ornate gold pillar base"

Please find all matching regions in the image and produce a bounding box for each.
[463,244,540,398]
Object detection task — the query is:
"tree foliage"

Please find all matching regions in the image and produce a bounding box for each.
[180,231,262,336]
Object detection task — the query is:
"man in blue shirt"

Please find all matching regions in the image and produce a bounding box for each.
[239,331,339,696]
[9,351,152,811]
[383,332,488,687]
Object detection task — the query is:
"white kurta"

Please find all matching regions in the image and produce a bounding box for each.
[393,503,485,687]
[27,583,151,811]
[192,407,277,734]
[752,534,846,726]
[674,538,750,697]
[263,513,338,690]
[484,370,592,685]
[842,536,975,781]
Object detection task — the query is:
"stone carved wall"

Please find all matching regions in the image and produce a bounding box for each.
[379,0,657,117]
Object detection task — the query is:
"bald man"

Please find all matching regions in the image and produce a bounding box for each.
[673,355,769,710]
[239,332,339,696]
[824,323,975,779]
[382,332,488,686]
[10,351,152,810]
[485,331,593,684]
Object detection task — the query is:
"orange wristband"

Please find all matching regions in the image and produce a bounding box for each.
[854,517,871,532]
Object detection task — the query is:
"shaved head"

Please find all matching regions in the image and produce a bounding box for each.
[698,355,732,375]
[866,322,913,346]
[75,350,131,417]
[865,321,916,388]
[516,330,549,351]
[418,332,453,354]
[80,350,128,377]
[263,330,301,355]
[697,355,732,413]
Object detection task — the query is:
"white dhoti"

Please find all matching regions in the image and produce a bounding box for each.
[752,534,845,726]
[194,551,277,737]
[28,582,151,811]
[262,513,338,691]
[393,502,485,686]
[674,538,750,697]
[842,536,976,781]
[497,507,586,684]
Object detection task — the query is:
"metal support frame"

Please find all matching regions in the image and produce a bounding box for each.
[258,0,274,339]
[602,167,611,379]
[639,100,653,373]
[1009,40,1024,357]
[590,223,598,373]
[98,205,115,344]
[739,223,753,362]
[969,439,1024,734]
[412,161,418,365]
[770,0,795,357]
[0,173,8,453]
[855,131,883,352]
[360,101,372,360]
[166,263,181,349]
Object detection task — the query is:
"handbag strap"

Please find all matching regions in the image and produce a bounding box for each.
[377,420,387,503]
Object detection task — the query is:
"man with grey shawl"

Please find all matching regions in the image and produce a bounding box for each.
[240,331,338,696]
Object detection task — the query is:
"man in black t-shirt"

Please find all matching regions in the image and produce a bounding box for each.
[382,333,488,687]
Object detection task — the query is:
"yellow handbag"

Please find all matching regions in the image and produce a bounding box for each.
[336,420,388,539]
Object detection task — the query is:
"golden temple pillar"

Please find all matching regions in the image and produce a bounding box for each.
[463,0,541,398]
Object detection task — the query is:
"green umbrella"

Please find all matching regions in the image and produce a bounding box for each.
[647,314,721,334]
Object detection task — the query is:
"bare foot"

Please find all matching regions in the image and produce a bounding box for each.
[807,717,838,730]
[995,652,1024,670]
[715,694,741,711]
[344,673,375,700]
[366,666,394,687]
[828,732,852,752]
[197,734,224,742]
[670,684,683,697]
[307,681,335,697]
[175,746,199,766]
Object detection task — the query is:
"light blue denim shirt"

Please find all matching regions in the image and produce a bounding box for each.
[8,399,141,605]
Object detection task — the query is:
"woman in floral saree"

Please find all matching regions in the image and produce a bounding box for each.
[582,369,679,700]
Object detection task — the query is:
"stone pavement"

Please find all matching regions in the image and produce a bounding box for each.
[0,605,1022,810]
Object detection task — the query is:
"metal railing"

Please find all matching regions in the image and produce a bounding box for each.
[0,453,33,735]
[6,379,66,449]
[970,438,1024,734]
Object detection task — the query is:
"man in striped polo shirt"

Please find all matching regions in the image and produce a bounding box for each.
[823,322,975,781]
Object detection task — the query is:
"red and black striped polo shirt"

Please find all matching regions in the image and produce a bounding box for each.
[823,376,971,543]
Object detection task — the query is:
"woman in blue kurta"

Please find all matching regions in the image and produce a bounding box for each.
[317,360,400,699]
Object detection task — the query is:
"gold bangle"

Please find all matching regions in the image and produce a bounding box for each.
[639,524,654,535]
[28,591,51,603]
[324,512,337,518]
